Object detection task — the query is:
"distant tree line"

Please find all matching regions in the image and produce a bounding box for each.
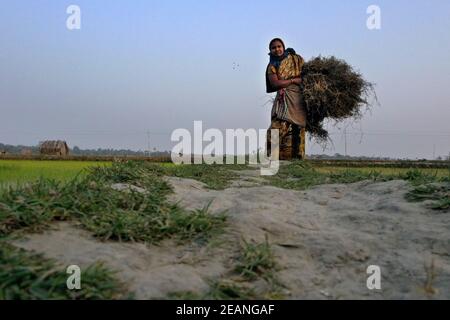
[1,142,448,160]
[308,153,393,161]
[0,143,39,154]
[0,143,170,157]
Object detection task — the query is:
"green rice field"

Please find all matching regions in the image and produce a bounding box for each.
[0,160,111,188]
[0,159,448,189]
[315,166,449,178]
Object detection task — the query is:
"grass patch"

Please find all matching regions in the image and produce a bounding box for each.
[316,166,449,178]
[168,237,284,300]
[265,161,449,191]
[145,162,252,190]
[0,161,227,299]
[0,242,125,300]
[405,183,450,211]
[235,236,277,282]
[0,178,71,235]
[265,161,391,190]
[0,161,227,243]
[267,161,449,212]
[397,168,449,185]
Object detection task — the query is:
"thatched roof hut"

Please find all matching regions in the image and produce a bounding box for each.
[39,140,70,156]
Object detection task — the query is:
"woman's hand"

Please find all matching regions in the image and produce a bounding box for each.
[269,75,302,90]
[291,77,302,85]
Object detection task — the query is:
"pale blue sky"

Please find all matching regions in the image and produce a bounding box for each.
[1,0,449,158]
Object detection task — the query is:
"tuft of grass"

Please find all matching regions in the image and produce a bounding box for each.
[167,236,285,301]
[0,178,71,235]
[405,183,450,211]
[146,162,251,190]
[398,168,443,185]
[0,243,125,300]
[0,161,227,243]
[265,161,392,190]
[207,279,259,300]
[235,236,277,282]
[78,197,227,243]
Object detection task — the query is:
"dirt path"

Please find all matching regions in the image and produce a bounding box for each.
[12,170,450,299]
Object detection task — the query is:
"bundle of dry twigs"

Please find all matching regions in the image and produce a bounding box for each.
[301,56,376,143]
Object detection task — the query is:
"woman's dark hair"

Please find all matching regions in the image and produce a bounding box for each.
[269,38,285,50]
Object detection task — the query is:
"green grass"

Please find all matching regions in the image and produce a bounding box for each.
[168,238,284,300]
[2,159,447,300]
[0,242,125,300]
[0,159,254,191]
[235,236,277,281]
[168,235,284,300]
[405,183,450,211]
[316,166,450,178]
[265,161,386,190]
[0,160,111,189]
[0,161,227,243]
[266,161,450,212]
[4,160,445,240]
[265,161,449,190]
[144,162,252,190]
[0,178,70,235]
[0,161,228,300]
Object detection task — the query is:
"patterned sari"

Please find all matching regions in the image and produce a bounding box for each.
[266,52,307,160]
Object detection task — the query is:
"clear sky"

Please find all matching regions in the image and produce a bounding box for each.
[1,0,449,158]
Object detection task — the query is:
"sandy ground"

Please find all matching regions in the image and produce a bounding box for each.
[12,169,450,299]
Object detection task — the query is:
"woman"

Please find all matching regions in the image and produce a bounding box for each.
[266,38,306,160]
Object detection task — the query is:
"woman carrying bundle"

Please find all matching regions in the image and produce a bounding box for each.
[266,38,307,160]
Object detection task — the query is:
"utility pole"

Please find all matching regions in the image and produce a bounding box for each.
[433,144,436,160]
[344,128,347,157]
[146,130,151,157]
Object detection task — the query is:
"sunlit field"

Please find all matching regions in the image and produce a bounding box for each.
[0,159,448,299]
[1,159,448,189]
[0,160,111,188]
[316,166,449,178]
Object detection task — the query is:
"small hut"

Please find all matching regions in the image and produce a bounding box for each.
[39,140,70,156]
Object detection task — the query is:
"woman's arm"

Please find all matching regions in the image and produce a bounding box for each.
[268,74,302,90]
